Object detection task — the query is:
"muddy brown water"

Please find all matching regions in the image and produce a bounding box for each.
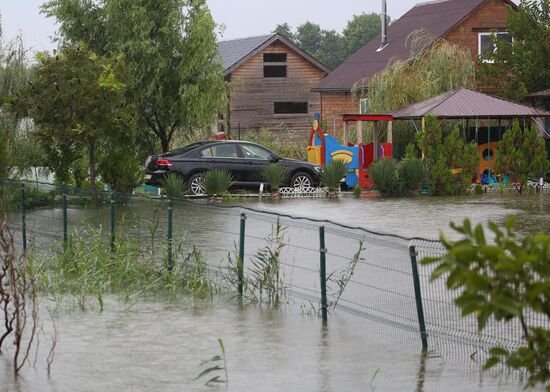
[2,193,548,391]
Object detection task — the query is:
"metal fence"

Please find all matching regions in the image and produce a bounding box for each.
[0,178,543,359]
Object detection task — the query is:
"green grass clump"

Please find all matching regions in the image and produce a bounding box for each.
[160,173,187,198]
[31,227,211,309]
[203,169,233,197]
[262,163,288,192]
[320,160,348,192]
[369,158,426,197]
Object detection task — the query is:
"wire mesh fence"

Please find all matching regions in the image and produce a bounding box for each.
[0,178,546,360]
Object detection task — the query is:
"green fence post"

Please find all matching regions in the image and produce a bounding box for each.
[20,183,26,252]
[238,213,246,297]
[409,245,428,350]
[319,225,328,323]
[63,187,68,248]
[110,191,115,252]
[167,200,173,271]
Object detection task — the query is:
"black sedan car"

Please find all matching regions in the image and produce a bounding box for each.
[144,140,322,195]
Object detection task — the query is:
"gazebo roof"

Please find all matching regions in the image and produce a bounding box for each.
[387,88,550,119]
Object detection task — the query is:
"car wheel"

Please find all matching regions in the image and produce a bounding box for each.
[290,172,313,188]
[188,173,206,196]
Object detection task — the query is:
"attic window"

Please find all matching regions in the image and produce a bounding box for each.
[478,32,512,63]
[264,53,287,62]
[264,65,287,78]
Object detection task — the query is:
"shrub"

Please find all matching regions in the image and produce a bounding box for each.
[474,183,484,195]
[97,148,144,193]
[495,121,549,192]
[160,173,187,199]
[320,160,348,192]
[261,163,288,192]
[353,185,362,198]
[421,218,550,390]
[370,158,427,197]
[397,158,426,196]
[203,169,233,197]
[368,159,397,197]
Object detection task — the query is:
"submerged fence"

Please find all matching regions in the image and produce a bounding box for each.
[0,179,544,359]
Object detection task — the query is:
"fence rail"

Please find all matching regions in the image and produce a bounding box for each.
[0,178,544,359]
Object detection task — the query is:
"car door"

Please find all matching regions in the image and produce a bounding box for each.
[199,143,245,183]
[237,143,275,183]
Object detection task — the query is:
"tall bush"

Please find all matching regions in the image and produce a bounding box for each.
[369,157,426,197]
[495,121,549,192]
[417,117,479,196]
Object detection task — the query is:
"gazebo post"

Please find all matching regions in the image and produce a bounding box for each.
[358,120,363,145]
[387,120,393,144]
[373,124,379,162]
[421,117,426,159]
[343,121,348,145]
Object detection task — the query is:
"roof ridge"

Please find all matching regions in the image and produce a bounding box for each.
[217,33,274,44]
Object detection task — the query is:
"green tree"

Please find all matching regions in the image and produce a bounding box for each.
[481,0,550,100]
[417,116,479,196]
[342,12,384,56]
[274,23,295,41]
[422,218,550,391]
[495,121,549,192]
[42,0,228,153]
[295,22,323,56]
[8,45,134,189]
[317,30,346,70]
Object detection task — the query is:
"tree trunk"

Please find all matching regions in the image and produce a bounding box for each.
[88,139,97,191]
[161,134,170,153]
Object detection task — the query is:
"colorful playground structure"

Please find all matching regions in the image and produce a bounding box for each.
[307,113,392,189]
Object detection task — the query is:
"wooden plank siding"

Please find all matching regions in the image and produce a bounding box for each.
[228,42,327,134]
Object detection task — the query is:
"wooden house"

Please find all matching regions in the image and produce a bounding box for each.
[218,33,330,135]
[312,0,517,133]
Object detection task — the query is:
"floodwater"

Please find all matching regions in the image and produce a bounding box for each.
[0,297,538,392]
[3,193,549,391]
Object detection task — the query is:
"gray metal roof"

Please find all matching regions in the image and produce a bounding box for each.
[388,88,550,119]
[313,0,515,92]
[217,33,330,77]
[217,34,273,71]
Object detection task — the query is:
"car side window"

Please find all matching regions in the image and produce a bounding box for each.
[240,144,272,160]
[200,144,238,158]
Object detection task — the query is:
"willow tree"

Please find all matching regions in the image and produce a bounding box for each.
[42,0,228,153]
[353,32,476,158]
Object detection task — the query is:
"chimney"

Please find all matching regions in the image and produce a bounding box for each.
[378,0,389,51]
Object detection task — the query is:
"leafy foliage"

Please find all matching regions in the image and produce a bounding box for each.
[203,169,233,197]
[421,218,550,390]
[42,0,228,153]
[159,173,188,199]
[195,338,228,386]
[7,45,134,188]
[261,163,288,192]
[369,158,427,197]
[320,160,348,191]
[242,128,307,160]
[416,117,479,196]
[480,0,550,100]
[495,120,549,191]
[358,34,476,114]
[368,159,397,197]
[98,147,143,193]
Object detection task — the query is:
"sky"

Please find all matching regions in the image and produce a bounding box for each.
[1,0,436,52]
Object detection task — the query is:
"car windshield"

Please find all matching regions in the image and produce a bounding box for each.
[162,142,209,157]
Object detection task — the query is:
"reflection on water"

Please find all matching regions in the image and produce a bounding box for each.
[0,297,535,392]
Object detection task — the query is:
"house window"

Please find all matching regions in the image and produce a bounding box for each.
[264,65,287,77]
[274,102,308,114]
[478,32,512,63]
[264,53,287,62]
[359,98,368,114]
